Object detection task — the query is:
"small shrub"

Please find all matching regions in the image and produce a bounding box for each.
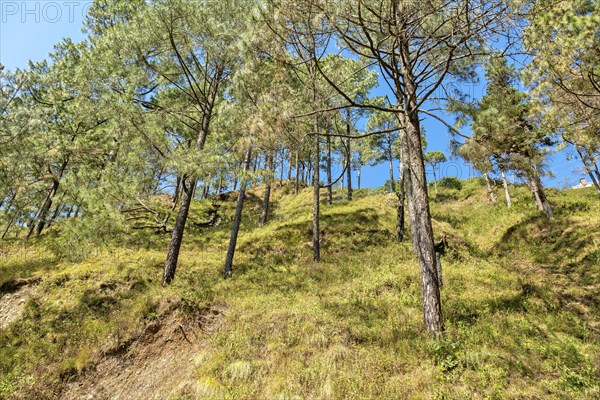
[439,177,463,190]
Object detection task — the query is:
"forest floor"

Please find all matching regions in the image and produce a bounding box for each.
[1,179,599,399]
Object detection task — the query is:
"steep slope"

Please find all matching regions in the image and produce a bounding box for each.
[1,181,599,399]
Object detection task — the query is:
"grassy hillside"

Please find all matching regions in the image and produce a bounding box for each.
[1,180,599,399]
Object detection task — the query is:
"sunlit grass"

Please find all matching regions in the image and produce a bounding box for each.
[1,181,599,398]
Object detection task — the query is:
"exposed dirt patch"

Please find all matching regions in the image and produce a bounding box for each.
[61,305,225,400]
[0,278,38,329]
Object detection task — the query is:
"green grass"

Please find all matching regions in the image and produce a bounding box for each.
[1,180,599,399]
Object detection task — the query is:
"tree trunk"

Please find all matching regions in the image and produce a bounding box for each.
[163,95,213,285]
[172,176,182,206]
[593,161,600,190]
[294,152,300,195]
[28,159,68,238]
[232,160,241,191]
[435,256,443,288]
[346,110,353,201]
[162,177,196,285]
[26,180,58,239]
[583,145,600,184]
[260,153,274,226]
[388,144,395,193]
[400,68,443,337]
[500,169,511,207]
[483,172,497,204]
[529,174,553,220]
[576,146,600,196]
[327,135,333,204]
[279,150,284,187]
[312,114,321,262]
[287,151,293,182]
[357,167,361,190]
[216,176,223,196]
[434,236,447,288]
[224,146,253,278]
[153,167,164,195]
[396,167,406,242]
[46,201,63,229]
[1,215,16,240]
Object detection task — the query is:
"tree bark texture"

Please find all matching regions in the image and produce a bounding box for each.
[223,146,253,278]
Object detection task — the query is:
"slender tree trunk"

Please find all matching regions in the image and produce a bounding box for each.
[434,236,447,288]
[345,110,353,201]
[260,153,274,226]
[396,170,405,242]
[162,177,196,285]
[483,172,497,204]
[402,110,443,334]
[26,179,58,239]
[584,145,600,184]
[433,169,438,196]
[528,176,542,208]
[435,256,443,288]
[357,167,361,190]
[501,169,511,207]
[279,150,284,187]
[312,106,321,262]
[287,151,293,182]
[153,167,164,195]
[576,146,600,195]
[163,93,214,285]
[593,162,600,189]
[172,176,182,206]
[224,146,253,278]
[388,145,395,193]
[46,202,63,229]
[2,215,16,240]
[216,176,223,196]
[590,160,600,184]
[529,174,553,220]
[294,152,300,195]
[28,159,68,238]
[326,135,333,204]
[233,160,241,191]
[538,182,551,217]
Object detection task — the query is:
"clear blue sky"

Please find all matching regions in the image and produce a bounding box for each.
[0,1,584,188]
